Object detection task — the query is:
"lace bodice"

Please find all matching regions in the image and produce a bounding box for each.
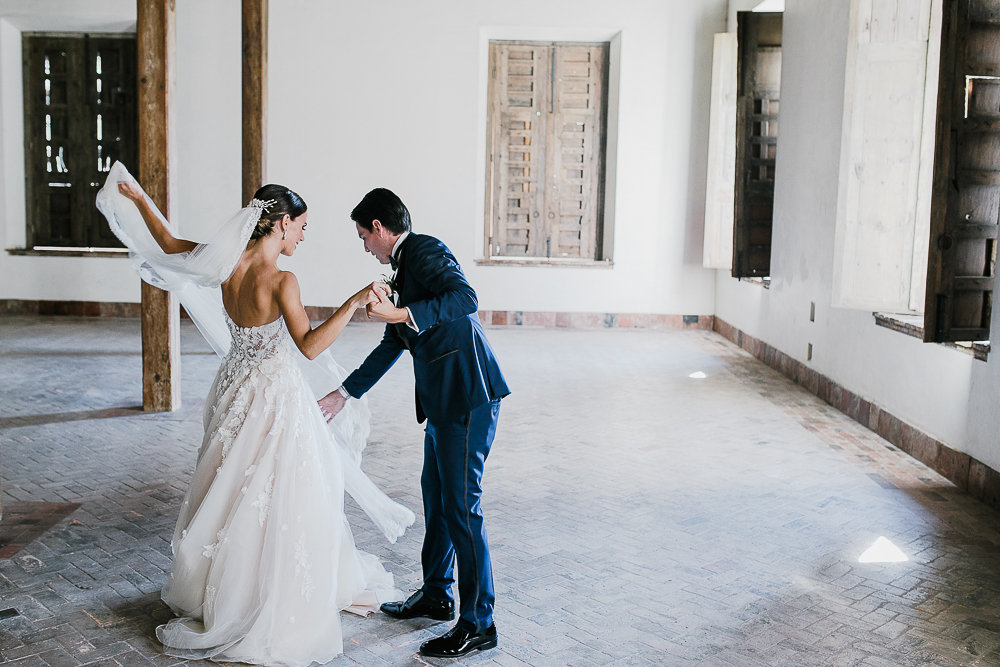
[212,316,298,414]
[225,315,292,366]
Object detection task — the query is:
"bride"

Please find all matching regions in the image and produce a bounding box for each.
[96,163,414,666]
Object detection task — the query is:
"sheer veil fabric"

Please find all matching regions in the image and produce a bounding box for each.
[95,162,415,665]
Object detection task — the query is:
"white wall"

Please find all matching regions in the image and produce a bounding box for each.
[714,0,998,471]
[0,0,726,316]
[0,0,240,304]
[266,0,725,314]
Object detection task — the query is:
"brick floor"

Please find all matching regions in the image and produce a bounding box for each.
[1,316,999,666]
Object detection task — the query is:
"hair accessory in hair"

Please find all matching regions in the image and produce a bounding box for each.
[249,198,277,212]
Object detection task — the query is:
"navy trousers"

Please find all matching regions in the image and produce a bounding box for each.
[420,399,500,632]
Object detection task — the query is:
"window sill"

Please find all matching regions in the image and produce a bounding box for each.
[7,247,129,258]
[740,276,771,288]
[475,257,613,269]
[874,312,990,361]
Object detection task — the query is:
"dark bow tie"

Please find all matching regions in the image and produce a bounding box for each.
[389,254,398,271]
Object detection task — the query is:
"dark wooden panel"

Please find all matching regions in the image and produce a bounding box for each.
[733,12,783,278]
[924,0,1000,343]
[86,37,137,247]
[22,35,134,249]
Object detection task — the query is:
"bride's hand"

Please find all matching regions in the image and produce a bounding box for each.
[349,283,380,309]
[117,180,145,204]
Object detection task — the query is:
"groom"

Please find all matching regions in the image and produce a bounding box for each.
[319,188,509,658]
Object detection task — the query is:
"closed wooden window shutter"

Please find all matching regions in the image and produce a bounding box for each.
[87,37,138,247]
[733,12,782,278]
[486,41,608,261]
[923,0,1000,342]
[487,43,547,257]
[23,35,136,249]
[831,0,938,312]
[24,36,88,248]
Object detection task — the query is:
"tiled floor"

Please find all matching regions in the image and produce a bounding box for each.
[1,316,999,666]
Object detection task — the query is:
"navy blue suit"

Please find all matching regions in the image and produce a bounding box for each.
[343,233,509,632]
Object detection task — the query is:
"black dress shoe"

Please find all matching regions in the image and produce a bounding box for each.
[419,623,498,658]
[380,590,454,621]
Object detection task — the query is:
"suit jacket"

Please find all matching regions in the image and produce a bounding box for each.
[343,233,510,425]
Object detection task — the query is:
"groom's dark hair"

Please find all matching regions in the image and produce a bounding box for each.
[351,188,411,235]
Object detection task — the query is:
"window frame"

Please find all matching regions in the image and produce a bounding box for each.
[480,39,614,267]
[21,32,137,251]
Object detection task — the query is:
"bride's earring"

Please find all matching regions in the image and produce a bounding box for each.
[282,228,287,240]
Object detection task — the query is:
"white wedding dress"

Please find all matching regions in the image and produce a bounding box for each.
[95,163,415,666]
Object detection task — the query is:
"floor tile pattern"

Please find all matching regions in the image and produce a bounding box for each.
[0,504,83,559]
[0,317,999,666]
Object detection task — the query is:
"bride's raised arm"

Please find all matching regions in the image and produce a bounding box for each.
[117,180,197,255]
[277,273,382,360]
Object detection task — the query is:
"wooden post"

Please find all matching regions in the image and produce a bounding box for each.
[243,0,268,204]
[137,0,180,412]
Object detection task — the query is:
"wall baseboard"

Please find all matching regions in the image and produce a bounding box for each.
[713,318,1000,510]
[0,300,716,330]
[0,299,142,318]
[478,310,715,330]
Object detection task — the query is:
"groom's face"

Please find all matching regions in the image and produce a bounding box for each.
[356,221,394,265]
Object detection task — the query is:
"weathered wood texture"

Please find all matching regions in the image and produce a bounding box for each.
[137,0,180,411]
[832,0,937,312]
[733,12,782,278]
[22,35,136,248]
[242,0,267,205]
[703,33,738,270]
[924,0,1000,342]
[485,42,608,261]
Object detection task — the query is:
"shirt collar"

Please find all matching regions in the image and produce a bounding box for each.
[392,231,410,261]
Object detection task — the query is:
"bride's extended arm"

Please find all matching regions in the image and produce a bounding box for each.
[117,181,197,255]
[277,273,377,360]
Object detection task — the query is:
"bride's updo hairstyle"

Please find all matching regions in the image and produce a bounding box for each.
[249,184,307,241]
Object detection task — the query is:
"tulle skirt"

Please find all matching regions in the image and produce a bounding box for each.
[156,336,401,666]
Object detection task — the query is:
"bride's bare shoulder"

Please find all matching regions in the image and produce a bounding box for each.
[274,269,301,296]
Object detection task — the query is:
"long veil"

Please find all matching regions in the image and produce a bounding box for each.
[95,161,414,543]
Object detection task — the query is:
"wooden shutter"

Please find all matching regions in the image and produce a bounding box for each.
[832,0,937,311]
[86,37,138,247]
[24,36,88,247]
[733,12,782,278]
[923,0,1000,342]
[547,45,606,259]
[485,41,608,261]
[704,33,738,270]
[487,43,548,257]
[23,35,135,249]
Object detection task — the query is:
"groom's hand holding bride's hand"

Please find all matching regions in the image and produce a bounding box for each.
[365,282,409,324]
[318,282,390,422]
